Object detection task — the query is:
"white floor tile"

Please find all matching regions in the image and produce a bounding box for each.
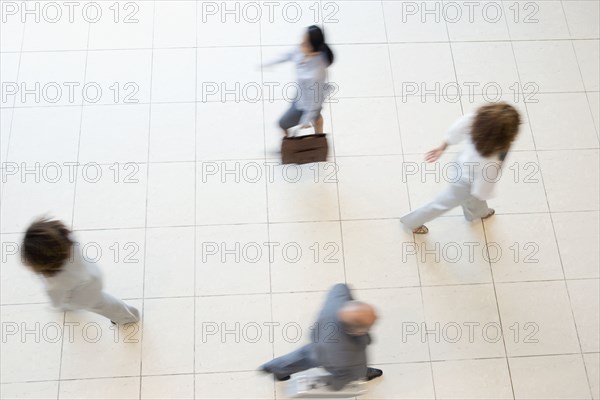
[59,377,140,400]
[8,106,81,164]
[1,15,24,52]
[567,279,600,353]
[154,1,197,48]
[337,155,409,220]
[573,40,600,92]
[149,103,196,162]
[196,1,261,47]
[87,1,154,50]
[328,44,394,98]
[141,297,195,375]
[84,50,153,105]
[196,160,268,225]
[140,374,195,400]
[390,43,456,98]
[0,53,20,107]
[538,149,599,212]
[260,3,321,46]
[496,281,580,357]
[146,162,195,227]
[266,162,340,223]
[356,288,430,364]
[528,93,599,150]
[431,358,513,400]
[362,362,435,399]
[0,304,63,383]
[16,51,87,107]
[196,101,265,160]
[324,1,387,44]
[397,96,464,155]
[0,381,58,400]
[342,219,421,289]
[194,371,275,400]
[331,97,403,156]
[513,41,584,93]
[144,226,195,298]
[269,221,345,293]
[421,284,505,361]
[22,16,88,52]
[196,224,270,296]
[79,104,150,164]
[73,164,148,230]
[509,354,592,400]
[1,233,49,305]
[553,211,600,279]
[195,294,272,373]
[384,1,448,42]
[416,216,493,285]
[452,41,520,97]
[584,353,600,400]
[484,213,564,283]
[60,300,142,380]
[504,1,571,40]
[151,48,196,103]
[270,291,328,359]
[492,151,550,214]
[563,1,600,39]
[445,1,510,41]
[0,166,75,233]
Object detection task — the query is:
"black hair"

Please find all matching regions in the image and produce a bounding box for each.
[307,25,334,66]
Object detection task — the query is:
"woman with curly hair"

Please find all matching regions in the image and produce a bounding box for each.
[400,102,521,234]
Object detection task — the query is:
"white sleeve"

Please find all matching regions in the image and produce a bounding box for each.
[262,48,296,67]
[445,113,475,145]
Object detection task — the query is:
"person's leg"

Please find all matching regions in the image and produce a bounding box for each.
[400,180,472,231]
[88,292,140,324]
[461,196,493,221]
[278,102,303,137]
[315,113,324,134]
[261,344,318,380]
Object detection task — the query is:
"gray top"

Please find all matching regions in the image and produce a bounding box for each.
[311,283,371,390]
[266,47,330,125]
[43,244,104,310]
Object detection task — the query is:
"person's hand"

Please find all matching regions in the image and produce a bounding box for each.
[425,147,444,163]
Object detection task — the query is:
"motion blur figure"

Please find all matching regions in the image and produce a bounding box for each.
[264,25,334,136]
[401,102,521,234]
[260,284,383,390]
[21,218,140,324]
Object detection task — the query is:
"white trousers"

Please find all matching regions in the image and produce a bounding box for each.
[400,179,491,230]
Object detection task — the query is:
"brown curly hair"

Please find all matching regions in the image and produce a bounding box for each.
[471,102,521,157]
[22,218,73,277]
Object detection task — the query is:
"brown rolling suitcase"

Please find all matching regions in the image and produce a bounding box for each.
[281,133,329,165]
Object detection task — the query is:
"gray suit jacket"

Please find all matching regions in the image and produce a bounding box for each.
[311,284,371,390]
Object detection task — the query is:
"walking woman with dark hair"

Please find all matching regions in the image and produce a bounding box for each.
[264,25,334,137]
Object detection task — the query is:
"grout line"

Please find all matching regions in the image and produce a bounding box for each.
[192,0,199,398]
[137,1,156,398]
[257,9,278,400]
[56,17,92,400]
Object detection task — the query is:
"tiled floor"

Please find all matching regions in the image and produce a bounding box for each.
[0,0,599,399]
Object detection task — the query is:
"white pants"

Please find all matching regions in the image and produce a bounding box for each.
[400,179,491,230]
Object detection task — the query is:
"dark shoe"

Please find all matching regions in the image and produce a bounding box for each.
[482,209,495,220]
[260,365,290,381]
[366,367,383,381]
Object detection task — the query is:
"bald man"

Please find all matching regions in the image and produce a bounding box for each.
[260,283,383,390]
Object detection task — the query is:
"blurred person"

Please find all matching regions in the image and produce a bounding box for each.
[400,102,521,234]
[263,25,334,137]
[21,217,139,324]
[260,283,383,390]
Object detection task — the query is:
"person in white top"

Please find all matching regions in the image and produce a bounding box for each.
[400,102,521,234]
[21,218,140,324]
